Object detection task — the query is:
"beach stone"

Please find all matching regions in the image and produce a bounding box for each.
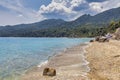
[43,68,56,76]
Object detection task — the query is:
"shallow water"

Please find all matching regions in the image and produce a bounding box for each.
[0,37,92,80]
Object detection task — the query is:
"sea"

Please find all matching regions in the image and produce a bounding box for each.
[0,37,92,80]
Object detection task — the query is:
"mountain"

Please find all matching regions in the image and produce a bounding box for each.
[0,7,120,37]
[0,19,66,36]
[70,7,120,26]
[47,7,120,28]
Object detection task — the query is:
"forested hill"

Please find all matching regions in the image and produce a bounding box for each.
[0,7,120,37]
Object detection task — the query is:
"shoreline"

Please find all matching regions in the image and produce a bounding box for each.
[37,42,89,68]
[21,43,90,80]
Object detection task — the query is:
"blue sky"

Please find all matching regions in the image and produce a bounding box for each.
[22,0,51,10]
[0,0,120,26]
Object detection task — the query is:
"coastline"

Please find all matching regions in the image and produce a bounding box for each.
[86,40,120,80]
[21,43,90,80]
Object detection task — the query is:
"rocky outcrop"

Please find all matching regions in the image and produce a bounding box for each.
[95,36,109,42]
[43,68,56,76]
[114,28,120,40]
[98,37,109,42]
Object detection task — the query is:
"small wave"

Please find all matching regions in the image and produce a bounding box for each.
[37,60,48,68]
[82,44,91,76]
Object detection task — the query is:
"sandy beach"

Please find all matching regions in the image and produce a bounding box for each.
[21,40,120,80]
[21,44,90,80]
[86,40,120,80]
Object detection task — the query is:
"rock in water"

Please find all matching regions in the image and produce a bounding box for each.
[43,68,56,76]
[90,40,94,42]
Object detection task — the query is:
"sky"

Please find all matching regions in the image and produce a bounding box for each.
[0,0,120,26]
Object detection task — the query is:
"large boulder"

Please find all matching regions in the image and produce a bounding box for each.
[43,68,56,76]
[114,28,120,40]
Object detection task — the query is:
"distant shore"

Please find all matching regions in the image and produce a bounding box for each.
[21,43,90,80]
[86,40,120,80]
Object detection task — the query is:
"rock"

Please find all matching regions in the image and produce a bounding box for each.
[43,68,56,76]
[95,36,100,41]
[43,68,49,76]
[90,40,94,42]
[114,55,120,58]
[98,37,109,42]
[114,28,120,40]
[95,36,109,42]
[105,33,112,39]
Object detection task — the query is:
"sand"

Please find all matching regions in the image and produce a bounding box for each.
[86,40,120,80]
[21,44,90,80]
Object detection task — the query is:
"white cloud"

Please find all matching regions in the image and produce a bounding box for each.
[18,14,23,17]
[89,0,120,13]
[38,0,120,21]
[89,2,103,12]
[0,0,44,26]
[39,2,72,14]
[70,0,86,9]
[38,0,87,21]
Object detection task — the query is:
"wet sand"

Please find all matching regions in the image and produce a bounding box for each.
[21,44,90,80]
[86,40,120,80]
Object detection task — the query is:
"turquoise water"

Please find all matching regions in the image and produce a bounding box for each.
[0,37,92,80]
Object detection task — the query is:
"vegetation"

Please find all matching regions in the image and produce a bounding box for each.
[1,21,119,37]
[21,21,120,37]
